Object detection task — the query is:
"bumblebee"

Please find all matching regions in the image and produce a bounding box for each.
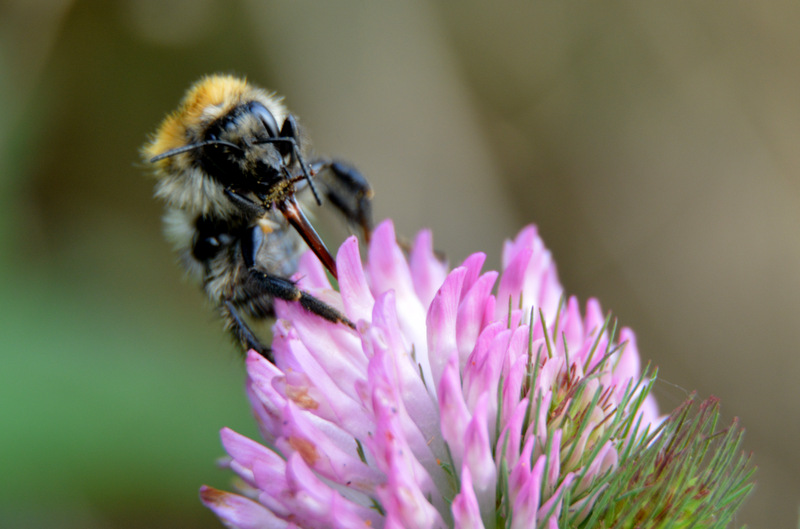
[143,74,372,357]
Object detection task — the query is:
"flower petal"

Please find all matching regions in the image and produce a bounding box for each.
[368,220,428,355]
[275,400,383,493]
[370,383,447,529]
[510,455,544,529]
[200,486,284,529]
[410,229,449,310]
[296,248,333,290]
[456,270,498,366]
[451,466,486,529]
[437,354,471,468]
[367,291,445,462]
[463,393,497,514]
[337,235,376,323]
[253,454,378,528]
[426,266,467,389]
[220,427,283,489]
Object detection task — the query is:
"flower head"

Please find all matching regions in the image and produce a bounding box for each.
[201,221,752,528]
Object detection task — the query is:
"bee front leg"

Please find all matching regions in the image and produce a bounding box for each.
[223,188,268,218]
[246,271,355,329]
[310,159,374,242]
[241,224,355,329]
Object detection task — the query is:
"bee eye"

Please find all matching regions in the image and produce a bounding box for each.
[250,102,280,138]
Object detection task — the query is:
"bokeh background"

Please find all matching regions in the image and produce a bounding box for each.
[2,1,798,527]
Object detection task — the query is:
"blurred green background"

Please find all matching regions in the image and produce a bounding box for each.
[2,1,798,527]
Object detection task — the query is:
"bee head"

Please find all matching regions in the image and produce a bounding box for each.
[199,100,294,191]
[144,75,306,215]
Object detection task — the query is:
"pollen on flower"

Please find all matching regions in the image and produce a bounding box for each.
[201,220,753,529]
[286,385,320,409]
[289,436,320,465]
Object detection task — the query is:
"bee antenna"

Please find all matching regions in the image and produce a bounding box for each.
[149,140,243,163]
[295,151,323,206]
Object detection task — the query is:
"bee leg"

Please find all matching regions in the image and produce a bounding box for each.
[222,301,272,359]
[310,159,374,242]
[279,115,322,206]
[247,271,355,329]
[241,224,355,329]
[223,188,268,218]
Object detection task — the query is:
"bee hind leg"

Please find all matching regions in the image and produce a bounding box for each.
[221,300,272,359]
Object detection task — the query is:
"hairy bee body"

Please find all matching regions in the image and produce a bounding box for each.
[144,75,373,356]
[162,207,300,300]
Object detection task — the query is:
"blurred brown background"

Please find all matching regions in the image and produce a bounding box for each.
[1,1,797,527]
